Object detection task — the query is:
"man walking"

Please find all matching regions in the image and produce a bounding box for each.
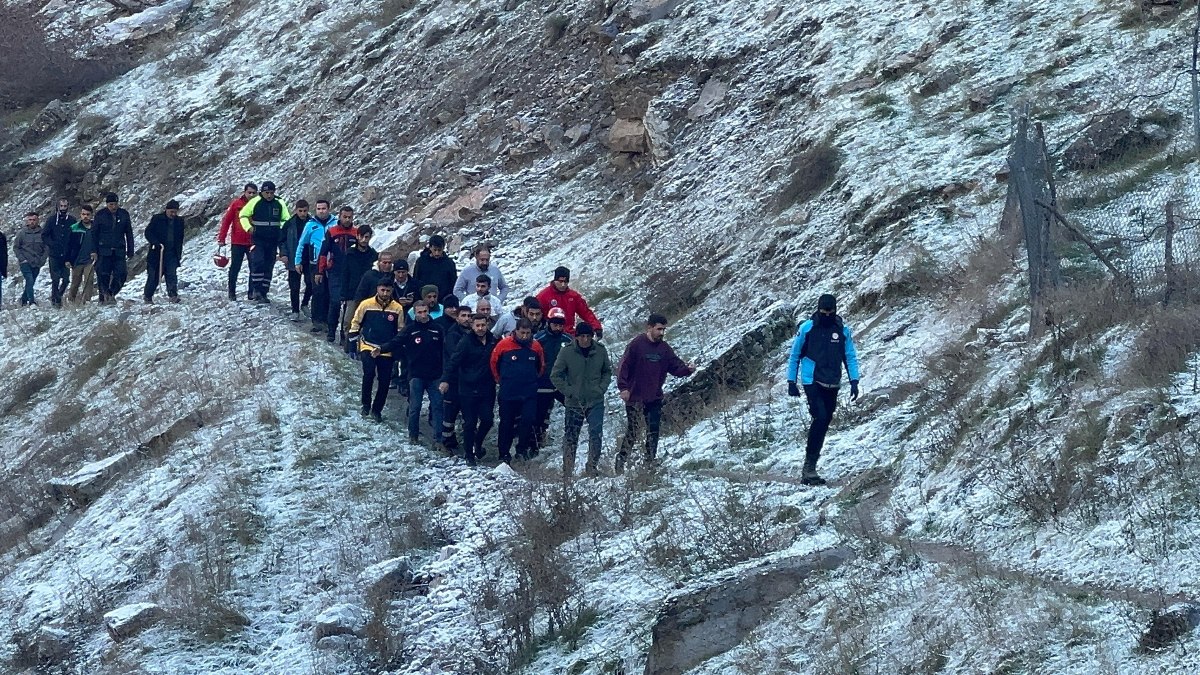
[337,226,377,354]
[66,205,98,304]
[786,294,860,486]
[14,212,47,306]
[143,200,186,304]
[615,313,695,473]
[296,199,334,332]
[0,228,8,306]
[93,193,135,304]
[412,234,457,301]
[279,199,311,319]
[348,280,405,422]
[353,251,395,303]
[536,266,602,337]
[314,206,359,343]
[440,313,498,464]
[42,197,75,307]
[439,304,473,451]
[217,183,257,301]
[534,307,572,447]
[461,274,502,316]
[490,318,545,463]
[453,244,509,303]
[492,296,542,337]
[551,323,612,478]
[238,180,291,303]
[396,300,445,445]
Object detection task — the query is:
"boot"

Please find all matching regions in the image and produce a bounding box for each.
[801,463,827,486]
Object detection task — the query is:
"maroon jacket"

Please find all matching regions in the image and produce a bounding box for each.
[617,334,693,403]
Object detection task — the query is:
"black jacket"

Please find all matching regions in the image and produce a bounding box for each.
[535,329,573,390]
[0,231,7,277]
[389,319,444,380]
[412,248,457,302]
[443,320,470,357]
[93,207,135,257]
[354,268,392,303]
[444,331,498,397]
[42,211,76,260]
[338,246,378,301]
[279,214,306,262]
[392,276,421,306]
[144,212,185,264]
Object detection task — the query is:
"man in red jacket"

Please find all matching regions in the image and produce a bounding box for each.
[535,266,602,337]
[615,313,696,473]
[216,183,257,301]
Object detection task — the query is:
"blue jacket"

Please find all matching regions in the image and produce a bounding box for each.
[294,214,334,267]
[534,328,572,391]
[787,313,860,387]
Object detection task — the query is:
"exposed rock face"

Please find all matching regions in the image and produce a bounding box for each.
[21,99,73,146]
[46,450,138,505]
[101,0,193,43]
[608,118,649,153]
[104,603,166,641]
[644,547,854,675]
[1137,602,1200,652]
[1061,110,1170,170]
[312,603,369,641]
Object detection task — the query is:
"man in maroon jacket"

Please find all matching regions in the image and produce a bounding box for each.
[615,313,695,473]
[216,182,257,301]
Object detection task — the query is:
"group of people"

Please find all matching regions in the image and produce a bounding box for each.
[0,193,182,307]
[3,182,862,483]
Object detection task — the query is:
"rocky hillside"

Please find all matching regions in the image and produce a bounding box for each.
[2,0,1200,673]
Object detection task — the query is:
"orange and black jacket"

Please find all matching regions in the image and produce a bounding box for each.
[490,335,545,401]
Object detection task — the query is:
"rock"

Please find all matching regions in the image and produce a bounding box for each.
[966,80,1014,112]
[492,462,518,478]
[312,603,369,641]
[1137,603,1200,652]
[438,545,459,561]
[644,548,854,675]
[644,109,671,162]
[565,123,592,145]
[916,68,961,98]
[608,119,648,153]
[46,450,138,505]
[104,603,166,642]
[316,634,359,650]
[687,79,728,120]
[334,75,367,103]
[37,625,71,663]
[359,556,414,603]
[543,123,565,150]
[1062,110,1142,170]
[102,0,193,43]
[21,99,74,145]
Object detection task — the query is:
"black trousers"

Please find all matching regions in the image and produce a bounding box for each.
[497,396,536,461]
[803,384,838,469]
[460,390,496,455]
[94,253,127,299]
[248,229,281,299]
[310,272,329,326]
[48,256,69,306]
[228,244,250,299]
[287,268,305,313]
[535,390,564,438]
[144,250,179,300]
[617,399,664,461]
[361,352,394,414]
[441,396,460,448]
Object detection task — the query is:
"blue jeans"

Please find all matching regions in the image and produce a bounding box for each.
[408,377,444,441]
[563,401,605,475]
[19,263,40,305]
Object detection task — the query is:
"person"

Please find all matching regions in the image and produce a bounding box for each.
[440,313,498,465]
[348,280,405,422]
[615,313,696,473]
[434,294,460,333]
[143,200,185,304]
[396,300,445,445]
[238,180,291,303]
[217,183,257,301]
[475,297,494,329]
[534,307,572,447]
[453,244,509,303]
[536,266,602,337]
[65,205,97,304]
[492,296,541,337]
[786,294,860,486]
[337,227,378,354]
[353,251,395,303]
[407,285,443,321]
[490,318,545,463]
[14,212,47,306]
[461,274,502,316]
[412,234,457,301]
[391,259,421,309]
[279,199,311,320]
[93,193,135,304]
[296,199,334,332]
[551,323,613,478]
[439,304,473,450]
[0,228,6,306]
[314,206,359,343]
[42,197,75,307]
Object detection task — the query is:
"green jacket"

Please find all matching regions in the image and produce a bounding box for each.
[550,340,612,409]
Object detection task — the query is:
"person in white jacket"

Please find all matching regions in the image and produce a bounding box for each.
[461,274,502,316]
[453,244,509,303]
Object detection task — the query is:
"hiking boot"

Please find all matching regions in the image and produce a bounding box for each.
[143,297,153,304]
[371,412,383,423]
[360,406,370,418]
[408,435,420,444]
[583,463,600,478]
[168,296,181,304]
[801,463,827,486]
[310,325,323,333]
[464,452,477,466]
[474,445,487,459]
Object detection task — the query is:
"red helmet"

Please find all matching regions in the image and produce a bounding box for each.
[547,307,566,321]
[213,250,229,268]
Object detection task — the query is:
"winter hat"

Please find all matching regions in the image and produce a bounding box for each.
[421,284,439,297]
[165,199,180,210]
[547,307,566,324]
[817,294,837,312]
[553,266,570,281]
[394,259,409,270]
[575,323,594,336]
[442,294,460,309]
[260,181,276,192]
[104,193,118,203]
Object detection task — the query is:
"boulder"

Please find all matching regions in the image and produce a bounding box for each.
[1137,602,1200,652]
[644,548,853,675]
[37,625,71,663]
[608,119,648,153]
[312,603,368,641]
[1062,110,1143,170]
[334,75,367,103]
[104,602,166,642]
[21,99,73,146]
[565,123,592,145]
[359,556,414,604]
[687,79,728,120]
[46,450,138,505]
[102,0,193,43]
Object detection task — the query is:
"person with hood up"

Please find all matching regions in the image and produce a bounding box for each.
[42,197,76,307]
[536,266,602,337]
[14,212,48,306]
[786,294,860,486]
[490,318,546,463]
[411,234,457,301]
[143,200,186,304]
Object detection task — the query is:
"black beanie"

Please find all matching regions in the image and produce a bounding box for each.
[104,193,118,203]
[261,181,276,191]
[165,199,180,210]
[554,266,570,281]
[818,294,837,312]
[442,294,460,309]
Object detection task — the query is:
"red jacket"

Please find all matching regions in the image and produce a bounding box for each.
[535,284,602,336]
[217,196,251,246]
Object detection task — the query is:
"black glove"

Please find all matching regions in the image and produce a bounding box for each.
[594,327,604,340]
[849,380,859,402]
[787,381,801,397]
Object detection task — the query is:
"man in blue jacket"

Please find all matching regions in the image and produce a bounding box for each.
[786,294,860,486]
